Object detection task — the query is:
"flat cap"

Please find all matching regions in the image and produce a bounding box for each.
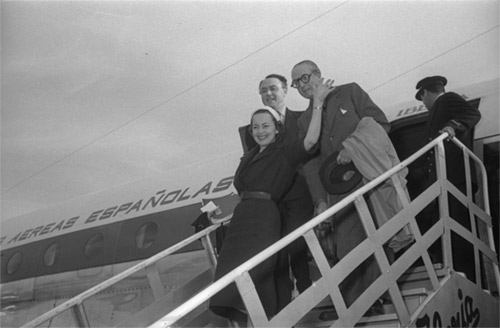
[415,75,447,100]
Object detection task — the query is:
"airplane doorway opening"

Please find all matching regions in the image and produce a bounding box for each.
[483,140,499,256]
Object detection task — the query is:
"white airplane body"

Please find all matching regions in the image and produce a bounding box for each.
[1,79,498,327]
[0,153,241,327]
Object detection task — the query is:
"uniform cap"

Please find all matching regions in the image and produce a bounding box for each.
[415,75,447,100]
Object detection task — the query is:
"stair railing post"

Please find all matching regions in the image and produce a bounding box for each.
[235,271,266,327]
[71,303,91,328]
[435,139,453,272]
[354,194,412,326]
[145,263,167,300]
[200,233,218,270]
[451,136,500,294]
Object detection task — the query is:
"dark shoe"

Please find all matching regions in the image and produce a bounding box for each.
[319,308,338,321]
[364,300,384,316]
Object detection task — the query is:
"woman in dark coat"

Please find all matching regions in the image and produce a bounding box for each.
[210,79,332,324]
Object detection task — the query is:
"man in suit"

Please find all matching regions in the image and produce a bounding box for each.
[415,75,481,282]
[239,74,314,311]
[292,60,390,318]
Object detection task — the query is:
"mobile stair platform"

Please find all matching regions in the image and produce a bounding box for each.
[22,133,499,327]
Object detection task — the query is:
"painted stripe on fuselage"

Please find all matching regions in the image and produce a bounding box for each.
[1,200,217,283]
[1,175,235,250]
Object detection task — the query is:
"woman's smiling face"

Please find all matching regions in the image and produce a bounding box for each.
[251,112,278,150]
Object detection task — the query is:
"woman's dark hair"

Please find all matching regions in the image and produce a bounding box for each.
[248,108,283,141]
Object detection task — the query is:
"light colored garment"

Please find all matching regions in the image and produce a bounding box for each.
[298,82,390,204]
[343,117,414,252]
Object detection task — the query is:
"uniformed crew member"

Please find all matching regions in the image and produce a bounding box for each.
[415,75,481,282]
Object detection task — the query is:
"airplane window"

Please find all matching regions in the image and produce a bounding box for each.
[136,222,158,249]
[43,243,60,267]
[84,233,104,259]
[6,252,23,275]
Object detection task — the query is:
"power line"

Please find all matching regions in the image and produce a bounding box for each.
[369,25,499,93]
[2,1,350,195]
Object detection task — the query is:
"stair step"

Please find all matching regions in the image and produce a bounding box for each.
[399,263,446,282]
[295,287,428,327]
[398,263,448,292]
[310,287,428,309]
[295,309,400,327]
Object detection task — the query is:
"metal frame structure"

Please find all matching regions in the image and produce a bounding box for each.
[149,133,499,328]
[22,133,499,327]
[21,219,228,327]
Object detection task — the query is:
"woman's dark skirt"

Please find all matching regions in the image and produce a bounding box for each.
[209,198,281,320]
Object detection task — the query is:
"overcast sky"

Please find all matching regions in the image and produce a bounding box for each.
[1,0,499,221]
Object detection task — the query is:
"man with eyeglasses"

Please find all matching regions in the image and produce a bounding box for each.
[238,74,314,311]
[292,60,390,319]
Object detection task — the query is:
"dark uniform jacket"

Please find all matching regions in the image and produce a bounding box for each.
[424,92,481,186]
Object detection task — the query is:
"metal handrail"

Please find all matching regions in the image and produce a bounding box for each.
[449,135,500,290]
[149,132,499,327]
[21,216,231,328]
[22,132,499,328]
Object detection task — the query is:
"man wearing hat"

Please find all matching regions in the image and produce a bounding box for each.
[292,60,390,319]
[415,75,481,282]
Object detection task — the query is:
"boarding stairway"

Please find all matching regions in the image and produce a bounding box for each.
[22,133,499,328]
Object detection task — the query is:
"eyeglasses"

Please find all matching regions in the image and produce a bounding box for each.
[291,73,313,89]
